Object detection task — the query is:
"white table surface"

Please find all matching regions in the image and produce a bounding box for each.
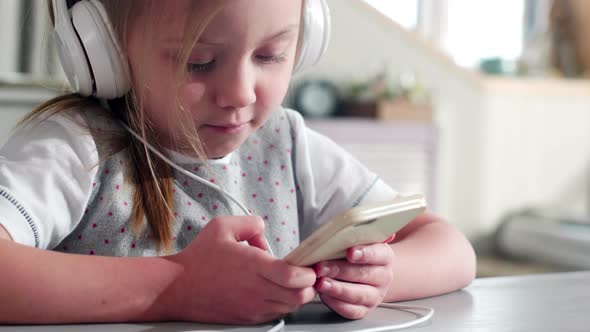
[2,271,589,332]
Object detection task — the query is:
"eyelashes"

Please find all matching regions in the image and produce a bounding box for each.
[187,53,288,74]
[256,54,288,65]
[187,61,215,73]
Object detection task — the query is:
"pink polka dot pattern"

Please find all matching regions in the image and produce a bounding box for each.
[57,108,302,259]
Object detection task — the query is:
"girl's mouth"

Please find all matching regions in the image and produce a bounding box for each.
[204,123,247,134]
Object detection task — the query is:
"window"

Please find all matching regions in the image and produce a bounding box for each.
[0,0,21,74]
[0,0,57,80]
[444,0,526,68]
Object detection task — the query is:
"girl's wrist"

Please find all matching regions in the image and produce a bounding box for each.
[135,255,187,322]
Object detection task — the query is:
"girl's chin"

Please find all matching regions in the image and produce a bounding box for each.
[203,140,246,160]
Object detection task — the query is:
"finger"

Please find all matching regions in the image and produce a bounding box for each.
[260,259,317,289]
[316,261,390,286]
[319,293,370,320]
[263,286,318,314]
[315,277,381,307]
[347,243,394,265]
[211,216,268,250]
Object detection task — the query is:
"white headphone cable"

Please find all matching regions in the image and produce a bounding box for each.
[120,123,250,213]
[120,122,434,331]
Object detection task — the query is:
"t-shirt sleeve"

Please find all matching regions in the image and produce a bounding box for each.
[0,113,99,249]
[286,109,398,240]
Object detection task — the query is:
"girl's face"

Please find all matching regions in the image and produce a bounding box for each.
[127,0,302,159]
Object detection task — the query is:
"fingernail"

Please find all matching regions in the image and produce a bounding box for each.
[322,279,333,290]
[352,249,363,261]
[319,265,330,277]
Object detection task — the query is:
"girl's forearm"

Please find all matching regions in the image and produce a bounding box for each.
[0,239,182,324]
[385,217,476,302]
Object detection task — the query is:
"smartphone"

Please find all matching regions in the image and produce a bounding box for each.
[284,194,426,266]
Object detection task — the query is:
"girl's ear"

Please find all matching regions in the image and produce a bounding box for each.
[293,0,331,74]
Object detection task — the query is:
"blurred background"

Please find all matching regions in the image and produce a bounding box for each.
[1,0,589,277]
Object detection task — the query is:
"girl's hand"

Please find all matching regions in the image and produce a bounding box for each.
[164,216,317,325]
[314,239,395,320]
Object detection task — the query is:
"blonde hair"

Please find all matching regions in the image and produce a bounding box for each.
[26,0,227,253]
[28,0,302,253]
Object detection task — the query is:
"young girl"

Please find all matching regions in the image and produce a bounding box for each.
[0,0,475,326]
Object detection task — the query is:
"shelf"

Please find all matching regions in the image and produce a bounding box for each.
[483,76,590,96]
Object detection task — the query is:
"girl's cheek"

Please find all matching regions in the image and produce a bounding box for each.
[181,83,207,106]
[259,77,290,105]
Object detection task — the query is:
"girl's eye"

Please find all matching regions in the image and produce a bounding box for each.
[186,53,287,74]
[256,54,287,64]
[187,60,215,73]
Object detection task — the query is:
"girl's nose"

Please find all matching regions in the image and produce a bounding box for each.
[215,63,257,110]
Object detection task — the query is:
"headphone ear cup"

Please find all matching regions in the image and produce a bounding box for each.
[52,0,94,96]
[89,0,131,97]
[295,0,331,74]
[71,0,130,98]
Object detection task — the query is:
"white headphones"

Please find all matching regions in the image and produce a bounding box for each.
[52,0,331,99]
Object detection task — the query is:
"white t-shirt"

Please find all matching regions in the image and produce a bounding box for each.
[0,107,396,251]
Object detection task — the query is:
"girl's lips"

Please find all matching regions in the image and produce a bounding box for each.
[204,123,247,134]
